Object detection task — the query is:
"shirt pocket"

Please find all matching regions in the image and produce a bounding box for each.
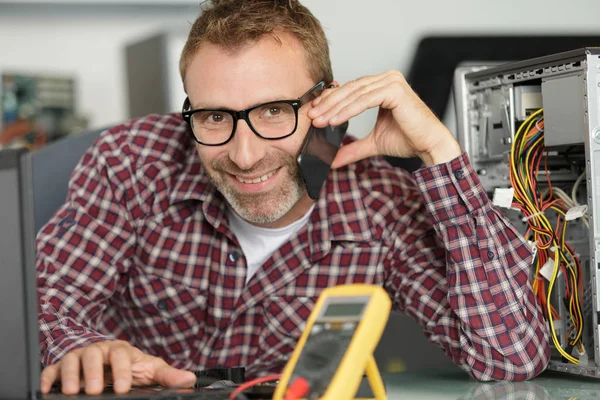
[123,272,208,363]
[257,296,317,369]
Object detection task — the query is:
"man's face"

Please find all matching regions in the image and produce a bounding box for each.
[185,32,316,227]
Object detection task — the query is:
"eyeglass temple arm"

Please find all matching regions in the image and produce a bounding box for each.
[299,80,326,104]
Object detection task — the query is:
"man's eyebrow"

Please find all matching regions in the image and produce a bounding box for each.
[190,93,294,111]
[190,102,233,110]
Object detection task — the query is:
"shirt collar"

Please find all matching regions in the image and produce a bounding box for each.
[168,143,231,233]
[168,142,213,205]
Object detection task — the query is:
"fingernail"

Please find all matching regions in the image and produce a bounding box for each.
[183,372,197,387]
[315,116,325,123]
[330,115,339,124]
[85,378,102,394]
[62,379,79,394]
[114,379,129,393]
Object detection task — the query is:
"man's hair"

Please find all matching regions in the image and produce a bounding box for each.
[179,0,333,90]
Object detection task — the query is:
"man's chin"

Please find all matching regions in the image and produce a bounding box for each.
[225,187,304,225]
[232,203,289,225]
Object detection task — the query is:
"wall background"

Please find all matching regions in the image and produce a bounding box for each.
[2,0,599,137]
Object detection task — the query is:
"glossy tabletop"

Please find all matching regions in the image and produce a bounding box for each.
[384,369,600,399]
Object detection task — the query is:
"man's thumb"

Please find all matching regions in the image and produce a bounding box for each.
[331,137,376,169]
[153,363,196,388]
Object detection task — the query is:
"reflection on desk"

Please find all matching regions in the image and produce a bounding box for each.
[384,370,600,399]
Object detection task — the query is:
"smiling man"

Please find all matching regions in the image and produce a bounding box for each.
[184,33,316,227]
[37,0,549,395]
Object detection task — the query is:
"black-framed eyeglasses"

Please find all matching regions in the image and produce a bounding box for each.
[182,80,325,146]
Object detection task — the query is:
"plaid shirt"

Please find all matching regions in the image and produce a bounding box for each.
[37,113,549,381]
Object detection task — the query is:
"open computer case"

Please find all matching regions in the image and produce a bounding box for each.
[453,47,600,377]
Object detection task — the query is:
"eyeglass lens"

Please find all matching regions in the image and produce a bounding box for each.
[190,102,296,145]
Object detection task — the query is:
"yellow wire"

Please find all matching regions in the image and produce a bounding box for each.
[532,258,540,293]
[547,249,579,364]
[523,123,543,197]
[511,130,555,252]
[526,137,544,198]
[552,207,584,344]
[510,109,584,363]
[510,110,542,212]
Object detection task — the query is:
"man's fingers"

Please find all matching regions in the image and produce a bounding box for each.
[60,352,82,395]
[312,83,338,106]
[108,344,133,393]
[81,345,105,395]
[319,76,401,128]
[309,72,397,122]
[40,364,60,394]
[40,341,186,396]
[330,83,402,127]
[152,360,196,388]
[332,137,377,169]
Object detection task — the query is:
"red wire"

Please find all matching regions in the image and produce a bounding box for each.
[284,377,310,400]
[228,374,281,400]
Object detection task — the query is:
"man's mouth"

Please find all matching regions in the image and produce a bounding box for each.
[233,169,278,184]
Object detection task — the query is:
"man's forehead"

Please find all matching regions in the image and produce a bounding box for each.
[184,34,314,110]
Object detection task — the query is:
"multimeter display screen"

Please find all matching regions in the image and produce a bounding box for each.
[323,302,365,318]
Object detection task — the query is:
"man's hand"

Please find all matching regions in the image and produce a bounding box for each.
[308,70,463,168]
[40,340,196,395]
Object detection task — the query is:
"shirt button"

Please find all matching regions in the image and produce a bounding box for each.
[454,169,465,180]
[229,251,240,262]
[59,217,76,229]
[487,251,495,260]
[157,300,167,311]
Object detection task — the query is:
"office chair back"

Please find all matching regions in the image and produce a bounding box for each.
[27,128,104,233]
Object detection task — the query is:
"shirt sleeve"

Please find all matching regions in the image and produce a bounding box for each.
[384,152,550,381]
[36,132,137,367]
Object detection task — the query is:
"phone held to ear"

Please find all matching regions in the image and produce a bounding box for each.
[296,121,349,200]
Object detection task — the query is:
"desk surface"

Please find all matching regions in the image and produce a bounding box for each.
[384,370,600,399]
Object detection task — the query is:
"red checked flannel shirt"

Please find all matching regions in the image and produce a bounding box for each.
[37,113,550,381]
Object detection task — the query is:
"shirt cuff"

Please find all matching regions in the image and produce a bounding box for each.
[413,152,490,223]
[41,328,114,367]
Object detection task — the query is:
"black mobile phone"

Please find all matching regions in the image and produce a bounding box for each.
[297,121,349,200]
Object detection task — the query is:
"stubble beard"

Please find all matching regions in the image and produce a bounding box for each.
[204,152,306,225]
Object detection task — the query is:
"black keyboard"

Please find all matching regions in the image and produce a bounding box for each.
[45,383,275,400]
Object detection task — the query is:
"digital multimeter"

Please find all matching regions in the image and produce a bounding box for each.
[273,284,391,400]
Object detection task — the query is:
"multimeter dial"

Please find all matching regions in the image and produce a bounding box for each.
[290,323,356,397]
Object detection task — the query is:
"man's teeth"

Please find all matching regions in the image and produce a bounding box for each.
[235,170,276,184]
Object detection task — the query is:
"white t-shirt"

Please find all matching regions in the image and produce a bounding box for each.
[227,205,315,283]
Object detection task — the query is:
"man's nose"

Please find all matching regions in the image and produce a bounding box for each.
[228,120,267,170]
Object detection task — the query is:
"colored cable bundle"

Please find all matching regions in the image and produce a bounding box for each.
[508,108,584,364]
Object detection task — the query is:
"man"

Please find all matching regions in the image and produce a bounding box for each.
[37,0,550,395]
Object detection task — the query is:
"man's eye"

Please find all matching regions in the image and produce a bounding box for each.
[208,113,224,122]
[265,107,281,117]
[198,111,230,124]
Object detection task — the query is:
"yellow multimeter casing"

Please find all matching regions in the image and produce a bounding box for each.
[273,284,391,400]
